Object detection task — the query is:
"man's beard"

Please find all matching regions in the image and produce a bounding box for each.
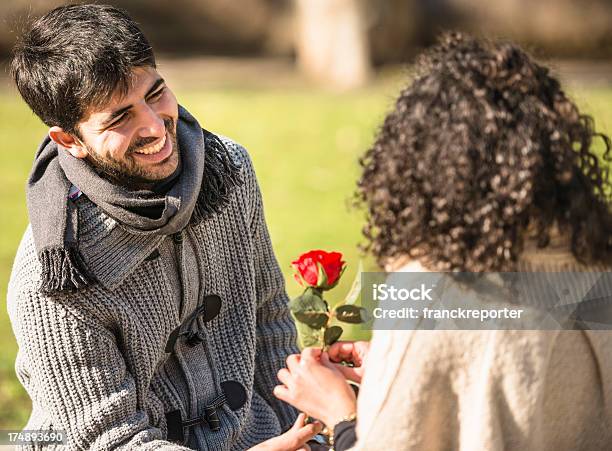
[85,118,179,189]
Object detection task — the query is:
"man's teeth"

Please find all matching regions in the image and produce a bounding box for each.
[134,135,166,155]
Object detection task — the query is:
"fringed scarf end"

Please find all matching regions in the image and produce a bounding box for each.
[39,246,94,295]
[192,131,244,224]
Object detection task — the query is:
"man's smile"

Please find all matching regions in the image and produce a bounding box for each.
[131,130,174,164]
[133,133,166,155]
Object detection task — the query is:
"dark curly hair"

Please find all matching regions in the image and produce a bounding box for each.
[356,32,611,271]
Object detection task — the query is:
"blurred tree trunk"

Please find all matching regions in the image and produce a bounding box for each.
[295,0,371,89]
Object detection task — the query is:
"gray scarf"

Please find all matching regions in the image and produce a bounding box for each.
[27,105,242,295]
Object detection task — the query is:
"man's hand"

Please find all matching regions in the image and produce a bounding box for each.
[249,413,322,451]
[274,348,357,429]
[327,340,370,384]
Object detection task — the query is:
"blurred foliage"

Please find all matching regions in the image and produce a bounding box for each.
[1,0,612,59]
[0,0,294,56]
[367,0,612,62]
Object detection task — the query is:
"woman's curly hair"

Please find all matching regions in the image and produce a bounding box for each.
[356,32,611,271]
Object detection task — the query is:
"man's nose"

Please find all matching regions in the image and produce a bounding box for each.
[138,105,166,138]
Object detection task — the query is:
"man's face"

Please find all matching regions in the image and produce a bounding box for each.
[72,67,180,187]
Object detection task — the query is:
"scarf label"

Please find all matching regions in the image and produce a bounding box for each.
[68,185,82,201]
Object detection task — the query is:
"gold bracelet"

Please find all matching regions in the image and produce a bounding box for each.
[329,413,357,448]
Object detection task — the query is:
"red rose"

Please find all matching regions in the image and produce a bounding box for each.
[292,250,346,290]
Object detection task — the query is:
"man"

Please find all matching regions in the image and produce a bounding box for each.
[7,4,311,450]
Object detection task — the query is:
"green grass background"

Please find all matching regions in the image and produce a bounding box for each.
[1,76,610,428]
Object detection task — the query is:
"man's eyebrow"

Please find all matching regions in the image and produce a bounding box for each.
[101,78,166,127]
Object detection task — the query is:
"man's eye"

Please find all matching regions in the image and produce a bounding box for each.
[148,88,165,102]
[108,114,128,128]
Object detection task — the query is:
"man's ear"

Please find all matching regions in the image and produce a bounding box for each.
[48,126,88,159]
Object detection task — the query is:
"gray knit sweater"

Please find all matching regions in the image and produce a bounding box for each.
[7,138,299,450]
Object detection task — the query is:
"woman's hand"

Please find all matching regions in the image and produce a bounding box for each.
[274,348,357,428]
[327,340,370,384]
[248,413,322,451]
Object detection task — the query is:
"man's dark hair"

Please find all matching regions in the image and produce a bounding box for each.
[10,3,156,135]
[356,32,611,271]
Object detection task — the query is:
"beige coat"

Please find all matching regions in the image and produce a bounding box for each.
[350,249,612,451]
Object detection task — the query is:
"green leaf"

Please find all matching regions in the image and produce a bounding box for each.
[319,263,347,291]
[290,286,330,329]
[324,326,343,346]
[297,322,324,347]
[294,311,329,329]
[335,305,369,324]
[289,288,328,315]
[316,262,328,288]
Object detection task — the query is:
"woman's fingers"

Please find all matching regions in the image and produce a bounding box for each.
[333,363,363,383]
[286,353,301,371]
[328,341,356,363]
[291,412,308,429]
[273,384,291,403]
[277,368,292,387]
[301,347,322,362]
[320,353,363,383]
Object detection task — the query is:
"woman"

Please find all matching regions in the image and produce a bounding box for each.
[274,32,612,450]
